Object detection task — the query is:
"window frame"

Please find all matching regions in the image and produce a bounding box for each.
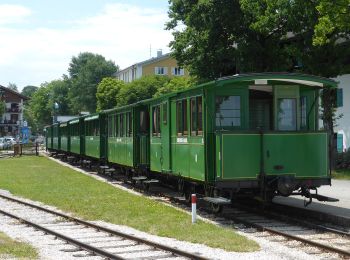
[176,99,188,136]
[277,98,297,131]
[215,95,241,129]
[152,105,161,137]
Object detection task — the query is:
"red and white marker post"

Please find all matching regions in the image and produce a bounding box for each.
[191,194,197,223]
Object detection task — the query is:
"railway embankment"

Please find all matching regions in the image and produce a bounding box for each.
[0,156,259,253]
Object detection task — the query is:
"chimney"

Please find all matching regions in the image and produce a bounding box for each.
[157,49,162,57]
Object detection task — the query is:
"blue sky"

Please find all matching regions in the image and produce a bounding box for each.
[0,1,173,90]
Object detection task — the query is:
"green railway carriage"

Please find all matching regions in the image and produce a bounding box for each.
[45,125,53,150]
[83,114,107,160]
[59,122,69,152]
[104,101,151,169]
[69,118,84,155]
[45,73,340,205]
[142,73,338,201]
[52,123,60,150]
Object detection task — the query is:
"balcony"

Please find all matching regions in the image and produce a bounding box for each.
[0,120,18,125]
[6,108,22,113]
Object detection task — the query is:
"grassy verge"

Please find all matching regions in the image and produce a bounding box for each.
[0,156,259,252]
[332,169,350,180]
[0,232,38,259]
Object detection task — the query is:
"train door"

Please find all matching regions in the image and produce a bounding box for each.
[160,101,171,171]
[137,106,150,169]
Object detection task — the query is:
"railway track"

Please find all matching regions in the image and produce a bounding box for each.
[0,194,208,260]
[153,190,350,259]
[47,154,350,259]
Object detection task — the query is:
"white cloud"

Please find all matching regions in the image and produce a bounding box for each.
[0,3,173,89]
[0,4,31,24]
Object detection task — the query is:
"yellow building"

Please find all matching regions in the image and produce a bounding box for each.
[114,50,189,83]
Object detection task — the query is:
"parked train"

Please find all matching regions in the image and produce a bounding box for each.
[45,73,340,210]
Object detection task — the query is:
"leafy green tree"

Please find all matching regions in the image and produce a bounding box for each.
[21,85,38,98]
[46,79,71,116]
[167,0,244,81]
[68,52,118,113]
[27,84,52,129]
[116,76,170,107]
[96,77,125,111]
[25,79,71,132]
[153,76,194,97]
[314,0,350,46]
[167,0,350,79]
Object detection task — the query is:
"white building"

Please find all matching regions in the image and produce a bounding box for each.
[334,74,350,152]
[0,85,28,137]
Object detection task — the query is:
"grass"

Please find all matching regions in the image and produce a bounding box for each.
[332,169,350,180]
[0,156,259,252]
[0,232,38,259]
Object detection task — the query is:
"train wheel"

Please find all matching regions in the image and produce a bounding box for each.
[142,182,150,191]
[210,203,223,214]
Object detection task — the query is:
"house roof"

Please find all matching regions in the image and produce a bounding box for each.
[114,52,172,75]
[0,85,29,100]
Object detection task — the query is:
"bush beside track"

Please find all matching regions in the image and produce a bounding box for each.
[0,156,259,252]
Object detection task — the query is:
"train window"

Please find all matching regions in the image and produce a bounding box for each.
[197,96,203,135]
[162,102,167,125]
[119,114,124,137]
[115,115,119,137]
[140,110,149,134]
[126,112,132,137]
[190,98,197,135]
[176,101,182,135]
[108,116,112,137]
[177,99,188,136]
[277,98,297,131]
[94,120,100,136]
[300,96,307,129]
[215,96,241,127]
[152,106,161,137]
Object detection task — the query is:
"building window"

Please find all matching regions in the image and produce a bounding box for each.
[337,133,343,153]
[277,98,297,131]
[172,67,184,76]
[215,96,241,127]
[176,99,188,136]
[155,67,168,75]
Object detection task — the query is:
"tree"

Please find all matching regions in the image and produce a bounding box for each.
[68,52,118,113]
[25,79,71,132]
[153,76,194,97]
[7,82,18,92]
[116,76,170,107]
[21,85,38,98]
[46,79,71,116]
[96,77,125,111]
[314,0,350,46]
[27,84,52,130]
[167,0,244,81]
[166,0,350,79]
